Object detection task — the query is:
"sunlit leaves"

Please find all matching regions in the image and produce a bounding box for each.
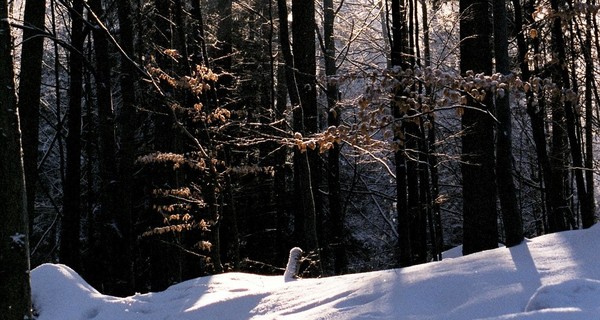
[311,64,574,164]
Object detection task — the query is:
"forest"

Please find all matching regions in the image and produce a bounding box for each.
[1,0,599,318]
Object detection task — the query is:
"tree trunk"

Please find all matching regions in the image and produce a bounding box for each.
[274,63,291,264]
[87,0,126,294]
[324,0,347,274]
[421,0,442,260]
[61,0,85,270]
[17,0,46,237]
[115,0,137,293]
[493,0,523,246]
[582,7,596,228]
[390,0,412,267]
[460,0,498,255]
[277,0,303,256]
[191,0,210,67]
[549,0,579,231]
[406,121,426,264]
[0,2,33,317]
[513,0,556,233]
[291,0,320,255]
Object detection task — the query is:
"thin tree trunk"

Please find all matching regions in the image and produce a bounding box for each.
[210,0,232,273]
[274,63,291,264]
[115,0,137,293]
[88,0,125,294]
[51,0,66,187]
[191,0,210,67]
[513,0,555,233]
[414,124,428,263]
[324,0,347,274]
[390,0,412,267]
[61,0,85,270]
[582,6,596,228]
[421,0,442,260]
[406,122,423,264]
[493,0,523,246]
[276,0,305,252]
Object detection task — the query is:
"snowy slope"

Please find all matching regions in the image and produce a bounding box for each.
[31,225,600,319]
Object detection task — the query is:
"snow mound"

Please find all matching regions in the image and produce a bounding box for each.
[525,278,600,312]
[31,264,102,319]
[481,278,600,320]
[29,225,600,319]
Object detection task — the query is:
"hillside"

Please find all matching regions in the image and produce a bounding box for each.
[31,225,600,319]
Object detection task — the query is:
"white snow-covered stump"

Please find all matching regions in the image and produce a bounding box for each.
[284,247,303,282]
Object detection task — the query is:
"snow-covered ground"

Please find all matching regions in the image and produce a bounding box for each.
[32,225,600,319]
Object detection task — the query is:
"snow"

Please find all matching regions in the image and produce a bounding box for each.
[283,247,303,282]
[10,233,25,246]
[31,225,600,319]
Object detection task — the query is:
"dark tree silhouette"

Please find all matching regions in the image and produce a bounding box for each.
[0,0,33,317]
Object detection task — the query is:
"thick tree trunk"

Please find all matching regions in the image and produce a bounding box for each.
[61,0,85,270]
[276,0,320,256]
[0,2,33,317]
[549,97,570,231]
[460,0,498,255]
[549,0,580,231]
[17,0,46,236]
[292,0,320,255]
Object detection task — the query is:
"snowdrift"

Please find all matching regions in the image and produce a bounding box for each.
[31,225,600,319]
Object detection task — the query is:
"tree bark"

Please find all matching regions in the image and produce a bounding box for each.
[460,0,498,255]
[493,0,523,246]
[582,7,597,228]
[324,0,347,274]
[513,0,556,233]
[61,0,85,270]
[549,0,579,231]
[291,0,320,255]
[115,0,137,293]
[17,0,46,236]
[0,1,33,317]
[390,0,412,267]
